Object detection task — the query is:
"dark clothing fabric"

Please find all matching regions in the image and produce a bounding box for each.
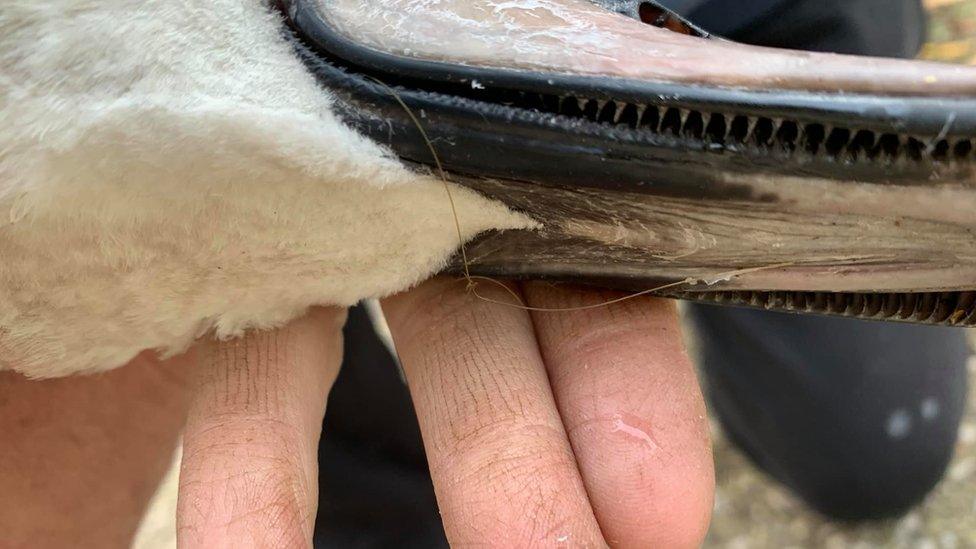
[681,0,927,58]
[686,305,969,520]
[313,306,447,548]
[314,1,963,545]
[665,0,790,35]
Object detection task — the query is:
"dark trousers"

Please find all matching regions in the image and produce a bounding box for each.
[679,0,926,58]
[313,1,967,545]
[687,306,968,520]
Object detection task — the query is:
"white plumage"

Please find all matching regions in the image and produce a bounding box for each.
[0,0,531,377]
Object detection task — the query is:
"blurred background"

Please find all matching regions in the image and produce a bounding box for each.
[134,1,976,548]
[704,343,976,549]
[922,0,976,64]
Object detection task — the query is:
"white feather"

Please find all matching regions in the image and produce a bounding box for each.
[0,0,533,377]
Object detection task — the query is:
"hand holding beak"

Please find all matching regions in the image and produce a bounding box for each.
[1,280,714,548]
[175,278,715,547]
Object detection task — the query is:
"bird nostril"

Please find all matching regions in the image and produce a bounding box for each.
[638,2,696,34]
[638,2,666,25]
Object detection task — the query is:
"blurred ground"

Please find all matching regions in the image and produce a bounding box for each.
[135,2,976,548]
[921,0,976,64]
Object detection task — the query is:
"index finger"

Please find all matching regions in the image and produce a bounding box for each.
[177,307,346,548]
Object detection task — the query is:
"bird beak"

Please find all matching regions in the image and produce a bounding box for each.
[282,0,976,325]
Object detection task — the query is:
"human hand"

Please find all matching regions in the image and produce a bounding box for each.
[1,277,714,548]
[178,277,714,547]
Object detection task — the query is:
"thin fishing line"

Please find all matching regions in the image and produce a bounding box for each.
[371,77,796,312]
[368,77,473,284]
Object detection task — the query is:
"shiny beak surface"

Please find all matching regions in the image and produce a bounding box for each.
[282,0,976,325]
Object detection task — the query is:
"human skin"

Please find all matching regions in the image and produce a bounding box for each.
[0,279,714,548]
[0,351,196,548]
